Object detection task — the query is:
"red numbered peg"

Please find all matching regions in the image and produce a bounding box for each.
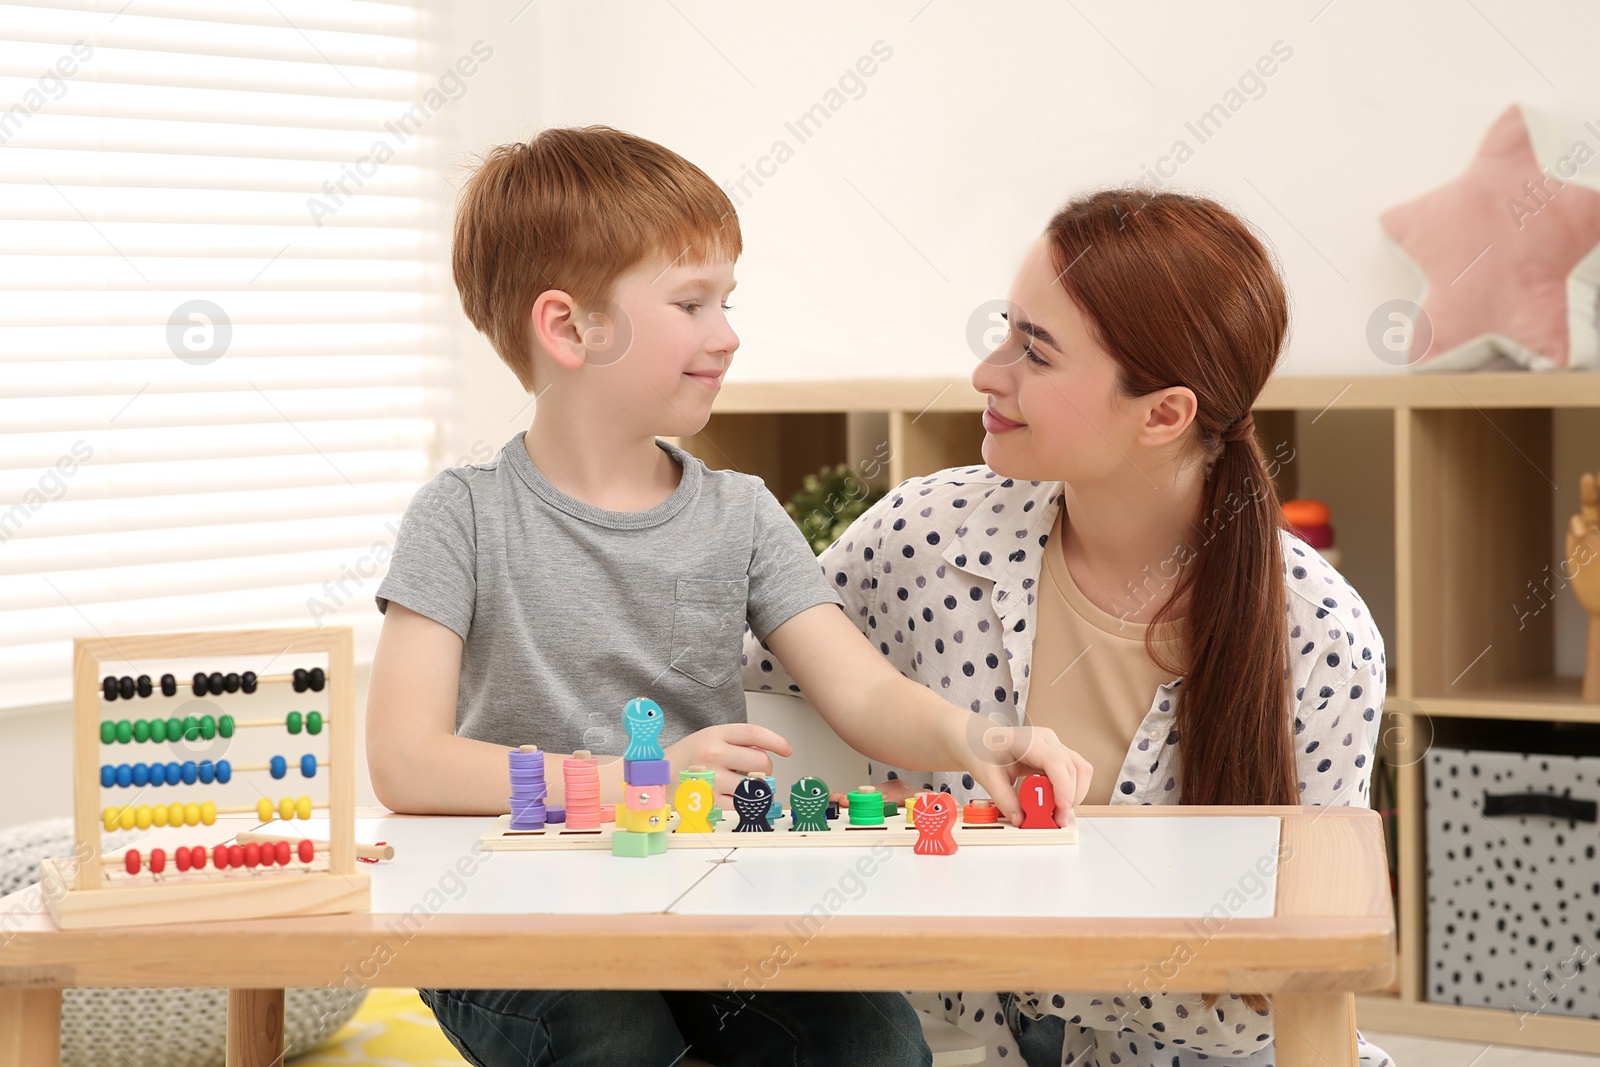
[912,793,959,856]
[1017,773,1056,828]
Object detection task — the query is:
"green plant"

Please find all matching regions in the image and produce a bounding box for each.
[783,462,887,555]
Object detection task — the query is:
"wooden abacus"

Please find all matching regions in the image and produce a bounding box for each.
[38,627,368,930]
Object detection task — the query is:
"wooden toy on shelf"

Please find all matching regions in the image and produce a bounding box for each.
[1568,470,1600,702]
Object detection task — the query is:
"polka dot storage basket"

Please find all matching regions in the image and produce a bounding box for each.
[1426,745,1600,1019]
[0,816,364,1067]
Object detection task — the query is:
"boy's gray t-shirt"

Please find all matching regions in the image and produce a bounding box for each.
[374,432,842,755]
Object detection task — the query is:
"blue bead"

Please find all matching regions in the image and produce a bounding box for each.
[300,754,317,779]
[115,764,132,788]
[216,759,231,784]
[181,761,197,785]
[149,762,167,786]
[167,761,182,784]
[100,765,115,788]
[270,755,287,780]
[198,760,215,784]
[131,763,149,787]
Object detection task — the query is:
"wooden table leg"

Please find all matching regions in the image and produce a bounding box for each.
[227,988,285,1067]
[0,985,61,1067]
[1270,992,1358,1067]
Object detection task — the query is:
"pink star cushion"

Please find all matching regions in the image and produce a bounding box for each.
[1380,104,1600,371]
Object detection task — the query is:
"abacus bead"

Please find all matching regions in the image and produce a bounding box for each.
[216,759,231,784]
[296,795,311,820]
[241,671,257,694]
[102,677,118,702]
[135,806,152,830]
[224,672,240,693]
[257,798,273,822]
[208,672,224,694]
[115,805,133,831]
[100,720,116,744]
[181,761,197,785]
[278,796,295,821]
[275,840,291,865]
[190,845,207,870]
[125,850,140,876]
[102,807,118,831]
[286,711,302,735]
[133,719,150,743]
[292,668,308,692]
[149,848,165,874]
[198,760,214,784]
[306,711,323,735]
[118,676,135,700]
[150,762,167,786]
[175,847,191,872]
[213,844,229,869]
[243,843,260,867]
[166,761,182,784]
[152,805,168,827]
[183,716,200,742]
[308,667,325,691]
[136,675,152,698]
[269,755,287,780]
[167,801,185,826]
[115,720,132,744]
[160,673,177,697]
[100,765,115,788]
[115,764,132,788]
[200,715,215,740]
[200,800,216,825]
[149,717,167,743]
[259,843,276,867]
[218,714,234,738]
[166,717,183,742]
[227,844,244,868]
[183,802,200,826]
[131,763,149,788]
[297,838,315,863]
[193,672,208,696]
[300,754,316,778]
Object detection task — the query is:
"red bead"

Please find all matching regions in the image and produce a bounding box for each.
[258,843,275,867]
[190,845,207,870]
[175,848,192,872]
[276,841,291,865]
[213,844,229,869]
[297,838,315,863]
[149,848,166,874]
[125,849,141,876]
[227,844,244,868]
[243,843,260,868]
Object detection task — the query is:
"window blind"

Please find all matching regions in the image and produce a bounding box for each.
[0,0,449,713]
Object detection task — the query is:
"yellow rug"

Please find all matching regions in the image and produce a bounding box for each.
[289,988,469,1066]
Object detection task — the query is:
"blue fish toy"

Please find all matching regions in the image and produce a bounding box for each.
[622,697,665,761]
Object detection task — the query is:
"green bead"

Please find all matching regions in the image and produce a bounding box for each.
[133,719,150,743]
[200,715,215,740]
[183,715,200,742]
[286,711,302,735]
[306,711,322,735]
[218,714,234,738]
[115,720,132,744]
[149,718,167,743]
[166,717,183,742]
[100,721,116,745]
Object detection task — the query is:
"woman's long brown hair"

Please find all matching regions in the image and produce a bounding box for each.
[1045,189,1296,1016]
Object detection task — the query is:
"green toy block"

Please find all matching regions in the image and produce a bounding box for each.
[612,830,653,858]
[647,828,669,854]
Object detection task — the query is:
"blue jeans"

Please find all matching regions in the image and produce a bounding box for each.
[1002,991,1067,1067]
[417,987,933,1067]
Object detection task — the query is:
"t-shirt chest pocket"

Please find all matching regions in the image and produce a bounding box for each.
[668,577,749,688]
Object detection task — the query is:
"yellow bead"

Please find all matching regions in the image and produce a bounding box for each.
[295,795,311,820]
[153,805,169,828]
[279,796,294,821]
[184,802,200,827]
[135,806,152,830]
[200,800,216,826]
[257,797,273,822]
[168,801,185,827]
[118,806,135,831]
[102,807,118,832]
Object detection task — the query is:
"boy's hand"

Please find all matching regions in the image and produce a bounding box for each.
[665,723,793,803]
[943,718,1091,827]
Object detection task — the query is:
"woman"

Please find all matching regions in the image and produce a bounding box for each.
[743,189,1394,1067]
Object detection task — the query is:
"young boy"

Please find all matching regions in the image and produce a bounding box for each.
[367,125,1088,1067]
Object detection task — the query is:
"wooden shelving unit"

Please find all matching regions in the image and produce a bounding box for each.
[672,372,1600,1055]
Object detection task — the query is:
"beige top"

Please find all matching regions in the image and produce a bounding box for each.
[1025,507,1186,805]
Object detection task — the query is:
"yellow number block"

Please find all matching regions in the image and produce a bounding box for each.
[673,779,714,833]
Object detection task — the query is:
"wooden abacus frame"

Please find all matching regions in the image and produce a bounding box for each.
[38,627,368,930]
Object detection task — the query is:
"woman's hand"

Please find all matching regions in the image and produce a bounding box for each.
[940,717,1091,826]
[664,723,793,805]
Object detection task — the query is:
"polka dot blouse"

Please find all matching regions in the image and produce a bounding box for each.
[741,466,1394,1067]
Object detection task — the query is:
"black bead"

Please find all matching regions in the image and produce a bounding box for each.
[208,671,224,694]
[293,668,308,693]
[102,676,118,702]
[308,667,326,692]
[160,673,177,697]
[241,671,257,694]
[135,675,152,698]
[193,671,209,696]
[118,676,135,700]
[224,672,240,693]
